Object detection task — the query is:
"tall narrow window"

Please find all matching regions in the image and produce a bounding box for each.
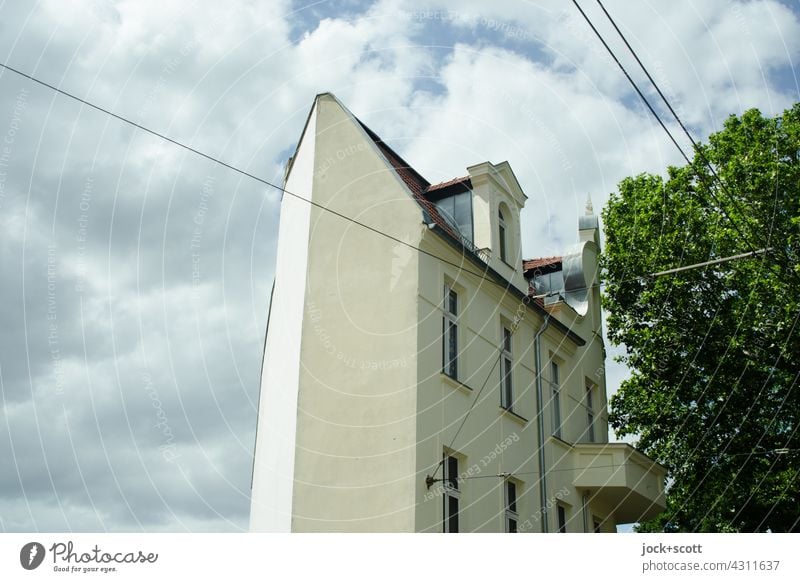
[585,383,595,443]
[557,504,568,533]
[443,454,460,533]
[501,327,513,410]
[551,361,562,438]
[498,208,507,262]
[442,286,458,379]
[505,480,519,533]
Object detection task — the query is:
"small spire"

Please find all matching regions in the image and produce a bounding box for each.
[585,193,594,215]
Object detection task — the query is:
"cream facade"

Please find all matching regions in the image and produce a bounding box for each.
[250,93,666,533]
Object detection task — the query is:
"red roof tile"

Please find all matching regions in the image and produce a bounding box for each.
[523,256,562,271]
[356,120,466,245]
[426,176,471,193]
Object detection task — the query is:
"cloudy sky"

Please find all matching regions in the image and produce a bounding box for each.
[1,0,798,532]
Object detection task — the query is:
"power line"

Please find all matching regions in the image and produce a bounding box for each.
[525,247,774,301]
[0,61,523,300]
[0,61,771,301]
[593,0,699,151]
[650,248,772,278]
[593,0,770,251]
[570,0,766,259]
[427,349,506,486]
[428,287,534,484]
[570,1,690,165]
[427,448,800,485]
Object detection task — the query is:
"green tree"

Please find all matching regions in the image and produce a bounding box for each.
[602,104,800,532]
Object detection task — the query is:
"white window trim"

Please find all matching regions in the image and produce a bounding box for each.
[501,325,514,410]
[585,382,595,443]
[442,284,459,380]
[498,206,508,263]
[551,360,562,438]
[443,454,460,533]
[557,502,568,533]
[504,479,519,533]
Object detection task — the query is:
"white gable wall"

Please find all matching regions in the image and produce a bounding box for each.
[290,94,424,531]
[249,104,317,532]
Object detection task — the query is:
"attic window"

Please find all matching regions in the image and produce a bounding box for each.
[434,190,473,243]
[498,207,508,262]
[533,269,565,305]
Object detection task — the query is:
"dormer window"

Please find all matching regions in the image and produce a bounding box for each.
[498,207,507,262]
[433,189,474,243]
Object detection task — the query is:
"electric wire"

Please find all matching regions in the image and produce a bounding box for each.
[427,448,800,485]
[427,351,506,483]
[593,0,777,260]
[570,0,767,259]
[0,62,770,302]
[0,61,520,300]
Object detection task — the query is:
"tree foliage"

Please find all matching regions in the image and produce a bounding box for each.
[602,105,800,532]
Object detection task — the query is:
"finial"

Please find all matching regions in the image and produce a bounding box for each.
[585,193,594,215]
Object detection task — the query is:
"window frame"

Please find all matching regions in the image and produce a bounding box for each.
[442,284,459,380]
[551,360,562,438]
[433,190,474,243]
[557,503,568,533]
[585,382,595,443]
[443,454,460,533]
[501,325,514,410]
[504,479,519,533]
[498,207,508,263]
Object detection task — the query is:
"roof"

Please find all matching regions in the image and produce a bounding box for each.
[523,256,562,273]
[356,119,468,246]
[356,113,565,284]
[426,175,472,194]
[349,107,584,347]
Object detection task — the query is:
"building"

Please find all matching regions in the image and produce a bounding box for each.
[249,93,666,532]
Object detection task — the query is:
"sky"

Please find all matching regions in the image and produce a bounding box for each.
[1,0,799,532]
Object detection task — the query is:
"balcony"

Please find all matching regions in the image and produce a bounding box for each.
[571,442,667,524]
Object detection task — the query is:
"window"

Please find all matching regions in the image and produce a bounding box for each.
[498,207,507,262]
[585,383,595,443]
[557,503,568,533]
[505,480,519,533]
[442,286,458,379]
[532,269,564,305]
[443,454,460,533]
[501,326,513,410]
[434,191,474,242]
[551,361,562,438]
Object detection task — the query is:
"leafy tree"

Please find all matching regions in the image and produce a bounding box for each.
[602,105,800,532]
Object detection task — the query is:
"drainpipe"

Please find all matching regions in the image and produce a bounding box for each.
[534,314,551,533]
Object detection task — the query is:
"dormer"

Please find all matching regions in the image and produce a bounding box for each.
[467,161,528,292]
[524,197,602,321]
